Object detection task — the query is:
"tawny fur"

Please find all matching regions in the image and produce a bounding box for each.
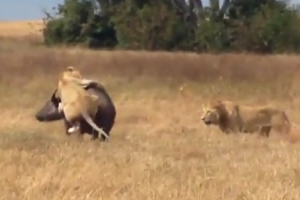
[58,66,83,84]
[57,66,109,140]
[201,100,291,137]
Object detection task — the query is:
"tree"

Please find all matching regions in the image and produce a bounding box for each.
[43,0,117,48]
[42,0,300,53]
[111,0,190,50]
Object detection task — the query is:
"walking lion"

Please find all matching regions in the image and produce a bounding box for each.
[201,100,292,137]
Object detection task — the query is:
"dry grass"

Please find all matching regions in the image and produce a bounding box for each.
[1,20,300,199]
[0,20,43,37]
[0,20,44,45]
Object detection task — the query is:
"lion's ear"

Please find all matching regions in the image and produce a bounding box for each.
[210,100,222,109]
[212,100,227,117]
[66,66,75,72]
[215,100,223,106]
[201,104,205,112]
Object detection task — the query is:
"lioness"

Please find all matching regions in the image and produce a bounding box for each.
[201,100,291,137]
[57,66,109,140]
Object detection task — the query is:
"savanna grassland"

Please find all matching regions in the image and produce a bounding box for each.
[2,20,300,200]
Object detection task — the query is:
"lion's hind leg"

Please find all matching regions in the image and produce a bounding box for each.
[63,104,81,135]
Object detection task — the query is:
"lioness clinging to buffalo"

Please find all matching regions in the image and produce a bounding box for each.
[56,66,110,140]
[201,100,292,137]
[35,66,116,141]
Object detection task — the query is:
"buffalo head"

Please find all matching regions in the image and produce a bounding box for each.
[35,90,64,122]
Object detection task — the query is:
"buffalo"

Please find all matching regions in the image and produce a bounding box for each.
[35,81,116,141]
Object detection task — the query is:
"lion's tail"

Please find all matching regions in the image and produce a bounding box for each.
[291,121,300,129]
[80,110,110,140]
[280,111,292,133]
[282,111,300,131]
[282,111,290,123]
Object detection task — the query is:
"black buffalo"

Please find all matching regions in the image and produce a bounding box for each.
[35,81,116,141]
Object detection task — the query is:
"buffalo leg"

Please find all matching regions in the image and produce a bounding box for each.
[77,120,88,140]
[90,129,99,141]
[90,120,101,141]
[63,119,72,136]
[77,127,84,141]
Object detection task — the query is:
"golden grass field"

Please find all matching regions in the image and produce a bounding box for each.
[1,20,300,199]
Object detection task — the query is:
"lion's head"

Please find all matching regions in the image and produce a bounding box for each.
[201,100,229,127]
[63,66,83,80]
[201,107,220,126]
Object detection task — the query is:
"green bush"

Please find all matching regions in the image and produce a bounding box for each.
[42,0,300,53]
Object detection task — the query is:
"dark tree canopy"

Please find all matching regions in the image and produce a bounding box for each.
[42,0,300,53]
